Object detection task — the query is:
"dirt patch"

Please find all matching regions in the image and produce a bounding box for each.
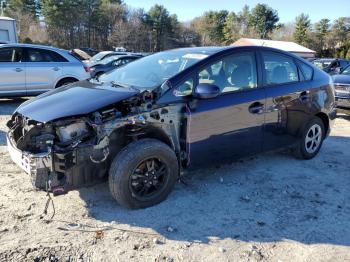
[0,100,350,261]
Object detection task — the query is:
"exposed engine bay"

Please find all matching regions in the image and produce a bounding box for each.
[7,89,187,191]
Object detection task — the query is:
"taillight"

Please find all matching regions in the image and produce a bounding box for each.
[84,66,91,73]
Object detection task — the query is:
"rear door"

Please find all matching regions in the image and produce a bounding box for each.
[0,47,25,94]
[261,50,314,151]
[23,47,64,93]
[185,50,266,168]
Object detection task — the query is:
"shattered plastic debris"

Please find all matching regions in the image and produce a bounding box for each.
[93,230,104,244]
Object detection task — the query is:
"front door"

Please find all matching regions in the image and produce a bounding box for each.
[186,51,265,168]
[0,47,25,95]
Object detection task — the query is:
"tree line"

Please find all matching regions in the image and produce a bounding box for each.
[2,0,350,58]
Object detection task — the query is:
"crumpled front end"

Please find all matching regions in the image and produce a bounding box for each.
[6,88,185,192]
[6,113,111,190]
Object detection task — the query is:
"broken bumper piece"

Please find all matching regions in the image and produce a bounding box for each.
[7,133,53,188]
[7,134,107,190]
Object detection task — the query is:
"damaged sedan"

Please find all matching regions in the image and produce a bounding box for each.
[7,46,336,208]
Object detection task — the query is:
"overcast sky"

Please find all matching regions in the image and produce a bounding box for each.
[125,0,349,23]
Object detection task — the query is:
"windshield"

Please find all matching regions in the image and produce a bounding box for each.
[341,65,350,76]
[99,55,122,65]
[313,60,332,70]
[98,49,209,89]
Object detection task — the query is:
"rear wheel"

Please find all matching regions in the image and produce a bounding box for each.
[294,117,325,159]
[108,139,178,209]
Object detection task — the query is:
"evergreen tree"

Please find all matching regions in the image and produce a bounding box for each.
[248,4,279,39]
[294,13,311,46]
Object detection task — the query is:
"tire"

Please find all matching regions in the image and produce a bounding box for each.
[294,117,325,160]
[108,139,179,209]
[56,78,77,88]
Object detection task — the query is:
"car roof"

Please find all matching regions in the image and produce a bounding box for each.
[0,43,85,63]
[171,46,230,55]
[314,58,337,62]
[167,46,312,64]
[98,54,141,64]
[115,54,142,58]
[0,43,65,52]
[98,51,113,55]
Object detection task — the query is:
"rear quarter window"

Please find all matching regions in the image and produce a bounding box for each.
[297,61,313,81]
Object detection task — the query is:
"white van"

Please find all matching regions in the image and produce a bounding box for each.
[0,17,17,44]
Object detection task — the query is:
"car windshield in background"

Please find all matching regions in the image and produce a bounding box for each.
[99,55,122,65]
[341,65,350,76]
[98,49,209,90]
[90,51,111,62]
[313,60,332,70]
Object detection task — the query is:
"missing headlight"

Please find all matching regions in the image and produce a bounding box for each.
[56,122,89,145]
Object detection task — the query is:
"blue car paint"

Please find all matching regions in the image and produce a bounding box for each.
[158,46,335,169]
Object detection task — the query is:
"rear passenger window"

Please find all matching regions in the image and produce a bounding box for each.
[0,48,22,62]
[262,52,299,85]
[298,62,313,81]
[24,48,68,62]
[198,52,257,93]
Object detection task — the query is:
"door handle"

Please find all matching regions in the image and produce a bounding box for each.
[52,67,60,71]
[14,68,23,72]
[249,102,264,114]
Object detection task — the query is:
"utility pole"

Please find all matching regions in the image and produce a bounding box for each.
[0,1,5,16]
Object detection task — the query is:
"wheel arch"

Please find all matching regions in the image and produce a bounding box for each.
[315,112,329,138]
[133,125,175,151]
[55,76,79,88]
[107,124,176,161]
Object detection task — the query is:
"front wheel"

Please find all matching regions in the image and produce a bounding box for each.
[56,79,76,88]
[108,139,179,209]
[294,117,325,159]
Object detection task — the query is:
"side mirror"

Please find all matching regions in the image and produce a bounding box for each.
[194,83,220,99]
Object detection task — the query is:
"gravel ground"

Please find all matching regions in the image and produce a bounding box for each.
[0,98,349,262]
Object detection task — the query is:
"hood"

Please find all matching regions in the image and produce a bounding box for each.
[16,80,139,123]
[332,74,350,85]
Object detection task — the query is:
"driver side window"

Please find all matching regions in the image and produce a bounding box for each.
[198,52,257,93]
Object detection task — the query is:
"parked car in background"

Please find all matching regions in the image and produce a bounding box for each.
[306,57,317,63]
[313,58,350,75]
[7,46,336,209]
[90,54,143,78]
[332,64,350,110]
[0,44,90,97]
[87,51,128,65]
[79,47,99,57]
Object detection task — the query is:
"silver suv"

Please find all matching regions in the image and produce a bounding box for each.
[0,44,90,97]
